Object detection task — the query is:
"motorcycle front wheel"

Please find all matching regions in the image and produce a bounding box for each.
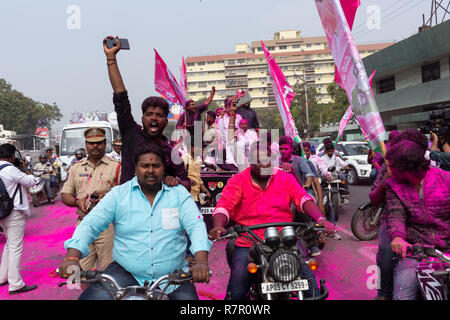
[351,204,380,241]
[331,193,340,222]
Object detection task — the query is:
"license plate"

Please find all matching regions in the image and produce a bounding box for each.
[200,207,215,215]
[261,279,309,294]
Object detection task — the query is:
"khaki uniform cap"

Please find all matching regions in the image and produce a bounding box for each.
[113,138,122,146]
[84,127,106,142]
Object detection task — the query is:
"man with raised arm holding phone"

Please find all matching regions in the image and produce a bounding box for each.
[103,36,190,190]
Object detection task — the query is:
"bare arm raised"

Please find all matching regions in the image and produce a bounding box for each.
[103,36,126,93]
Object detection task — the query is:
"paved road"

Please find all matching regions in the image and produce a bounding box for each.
[0,183,379,300]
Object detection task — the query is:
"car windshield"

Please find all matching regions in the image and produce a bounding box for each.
[60,127,112,156]
[344,143,370,156]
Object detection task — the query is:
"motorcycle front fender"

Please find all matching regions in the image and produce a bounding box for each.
[358,201,372,210]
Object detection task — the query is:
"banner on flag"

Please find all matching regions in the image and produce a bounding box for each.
[261,41,301,143]
[315,0,387,153]
[154,49,186,107]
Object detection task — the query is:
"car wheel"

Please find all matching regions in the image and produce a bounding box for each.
[347,167,358,185]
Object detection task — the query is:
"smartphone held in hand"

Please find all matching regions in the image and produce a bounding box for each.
[106,38,130,50]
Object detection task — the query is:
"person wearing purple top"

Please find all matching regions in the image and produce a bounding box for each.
[384,136,450,300]
[176,87,216,136]
[103,36,190,190]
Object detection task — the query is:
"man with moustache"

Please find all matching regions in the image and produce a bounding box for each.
[209,141,336,300]
[103,36,190,190]
[61,127,121,271]
[59,145,211,300]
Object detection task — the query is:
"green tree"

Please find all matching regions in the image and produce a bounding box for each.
[0,78,62,134]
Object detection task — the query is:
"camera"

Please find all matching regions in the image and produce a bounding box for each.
[419,106,450,140]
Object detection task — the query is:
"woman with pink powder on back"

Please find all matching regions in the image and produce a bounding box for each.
[384,136,450,300]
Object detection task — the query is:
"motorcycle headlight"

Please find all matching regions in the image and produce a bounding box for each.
[269,249,301,283]
[332,172,339,180]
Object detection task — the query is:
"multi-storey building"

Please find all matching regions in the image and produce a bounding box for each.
[185,30,394,109]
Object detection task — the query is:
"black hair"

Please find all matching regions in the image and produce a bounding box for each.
[141,96,170,117]
[46,148,53,153]
[390,129,428,152]
[386,140,430,173]
[278,136,294,147]
[134,144,168,168]
[0,143,16,159]
[206,111,216,120]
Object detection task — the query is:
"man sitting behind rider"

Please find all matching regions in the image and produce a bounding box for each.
[59,145,211,300]
[320,138,350,195]
[33,154,55,203]
[209,141,335,300]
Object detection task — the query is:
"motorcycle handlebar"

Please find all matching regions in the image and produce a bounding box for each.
[216,222,325,241]
[406,245,450,263]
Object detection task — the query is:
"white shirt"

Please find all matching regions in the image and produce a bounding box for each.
[320,154,347,171]
[216,113,243,168]
[0,160,38,215]
[236,129,259,171]
[308,154,331,177]
[107,150,122,162]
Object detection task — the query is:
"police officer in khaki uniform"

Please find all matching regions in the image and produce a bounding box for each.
[61,127,121,271]
[107,138,122,162]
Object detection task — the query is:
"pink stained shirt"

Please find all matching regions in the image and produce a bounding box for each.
[213,167,314,248]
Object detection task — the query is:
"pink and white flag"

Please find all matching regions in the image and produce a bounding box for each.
[180,56,187,97]
[335,70,376,144]
[261,41,300,142]
[315,0,387,153]
[154,49,186,107]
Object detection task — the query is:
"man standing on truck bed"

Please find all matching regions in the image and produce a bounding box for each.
[103,36,190,190]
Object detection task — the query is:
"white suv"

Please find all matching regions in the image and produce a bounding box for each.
[316,141,371,185]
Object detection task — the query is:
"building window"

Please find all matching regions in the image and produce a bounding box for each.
[307,44,312,48]
[293,44,300,49]
[198,62,205,66]
[377,76,395,94]
[268,46,275,51]
[422,61,440,83]
[279,45,287,50]
[257,47,263,52]
[187,63,194,66]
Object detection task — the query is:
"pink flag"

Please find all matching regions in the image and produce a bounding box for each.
[334,0,361,90]
[154,49,186,107]
[335,105,354,145]
[334,69,376,144]
[180,56,187,97]
[261,41,300,142]
[315,0,387,153]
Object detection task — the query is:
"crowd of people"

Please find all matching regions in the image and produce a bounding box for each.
[0,36,448,300]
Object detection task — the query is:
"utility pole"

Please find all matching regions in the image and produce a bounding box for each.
[303,67,310,140]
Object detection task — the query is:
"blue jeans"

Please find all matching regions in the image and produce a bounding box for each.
[226,244,320,300]
[370,168,378,184]
[78,262,199,300]
[392,258,420,300]
[44,178,53,199]
[376,221,395,299]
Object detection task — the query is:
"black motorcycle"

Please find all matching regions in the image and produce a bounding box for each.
[217,222,329,300]
[351,201,383,241]
[321,166,348,222]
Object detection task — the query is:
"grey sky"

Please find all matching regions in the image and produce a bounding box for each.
[0,0,439,131]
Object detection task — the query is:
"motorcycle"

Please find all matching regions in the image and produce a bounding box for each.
[29,169,60,207]
[218,222,329,300]
[58,269,203,300]
[351,201,383,241]
[321,166,349,222]
[406,245,450,300]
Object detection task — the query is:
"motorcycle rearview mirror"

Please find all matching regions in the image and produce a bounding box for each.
[327,166,336,172]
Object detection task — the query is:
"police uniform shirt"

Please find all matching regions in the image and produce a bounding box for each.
[62,155,121,218]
